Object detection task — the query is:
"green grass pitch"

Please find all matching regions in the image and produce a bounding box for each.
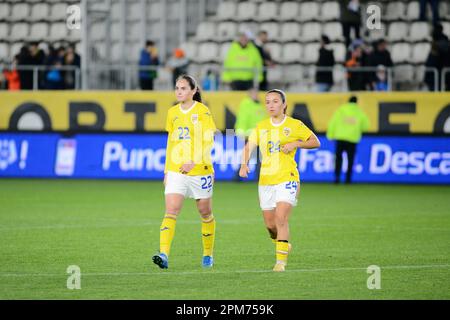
[0,179,449,299]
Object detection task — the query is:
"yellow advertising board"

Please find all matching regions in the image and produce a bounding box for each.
[0,91,449,133]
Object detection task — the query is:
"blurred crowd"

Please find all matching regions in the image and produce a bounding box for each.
[0,42,81,90]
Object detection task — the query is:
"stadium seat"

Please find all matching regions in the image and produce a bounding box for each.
[90,22,107,41]
[265,42,282,63]
[9,23,29,41]
[384,1,406,21]
[301,22,322,42]
[279,22,301,42]
[333,66,347,88]
[236,2,258,22]
[329,42,346,63]
[215,2,237,21]
[439,1,450,19]
[0,3,10,21]
[29,3,50,22]
[266,65,284,83]
[391,43,411,64]
[443,22,450,39]
[0,23,9,40]
[28,22,49,41]
[128,22,141,41]
[281,43,302,64]
[197,42,219,63]
[10,3,30,21]
[0,43,9,61]
[323,22,344,42]
[180,42,198,61]
[406,1,420,21]
[196,22,217,41]
[283,64,303,83]
[127,1,142,22]
[298,2,320,22]
[321,1,340,21]
[279,2,300,22]
[260,22,280,40]
[111,1,121,21]
[411,42,431,64]
[111,22,122,41]
[9,43,23,59]
[111,42,122,62]
[49,3,68,21]
[256,2,278,22]
[387,22,408,42]
[147,1,162,21]
[303,43,321,64]
[67,28,81,42]
[238,22,259,36]
[219,42,231,61]
[409,22,431,42]
[49,22,68,41]
[217,22,237,41]
[366,22,387,42]
[393,64,415,83]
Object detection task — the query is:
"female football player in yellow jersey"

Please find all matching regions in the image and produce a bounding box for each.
[239,89,320,272]
[152,75,217,269]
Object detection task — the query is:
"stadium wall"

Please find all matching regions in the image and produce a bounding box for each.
[1,92,450,134]
[0,92,449,184]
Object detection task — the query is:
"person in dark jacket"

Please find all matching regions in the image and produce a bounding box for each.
[253,30,274,91]
[316,35,335,92]
[139,40,159,90]
[17,45,33,90]
[367,39,393,88]
[340,0,363,49]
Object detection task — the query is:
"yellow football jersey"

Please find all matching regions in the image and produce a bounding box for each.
[165,101,216,176]
[248,116,313,185]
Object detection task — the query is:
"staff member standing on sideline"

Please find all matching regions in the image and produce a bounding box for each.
[327,95,369,184]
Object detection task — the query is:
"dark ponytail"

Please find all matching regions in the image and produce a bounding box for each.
[176,74,202,103]
[267,89,287,114]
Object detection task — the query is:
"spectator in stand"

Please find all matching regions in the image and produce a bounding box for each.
[253,30,275,91]
[374,65,388,91]
[2,55,21,90]
[29,42,46,89]
[425,42,441,91]
[166,48,190,87]
[432,23,450,90]
[315,35,335,92]
[138,40,159,90]
[340,0,363,49]
[367,39,393,89]
[202,69,219,91]
[64,44,81,89]
[419,0,440,25]
[17,45,33,90]
[222,31,263,91]
[345,39,365,91]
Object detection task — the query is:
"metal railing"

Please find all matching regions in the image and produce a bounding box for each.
[1,64,447,92]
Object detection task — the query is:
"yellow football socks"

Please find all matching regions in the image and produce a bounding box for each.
[276,240,289,265]
[159,213,177,256]
[201,214,215,257]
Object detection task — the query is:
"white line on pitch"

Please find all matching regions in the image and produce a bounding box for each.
[1,264,449,277]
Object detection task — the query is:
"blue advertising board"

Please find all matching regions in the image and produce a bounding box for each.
[0,133,449,184]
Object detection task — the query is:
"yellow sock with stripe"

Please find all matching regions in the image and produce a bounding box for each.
[276,240,289,265]
[201,214,215,257]
[160,214,177,256]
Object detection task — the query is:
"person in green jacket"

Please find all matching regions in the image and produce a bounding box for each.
[327,95,369,184]
[234,88,267,181]
[222,31,263,91]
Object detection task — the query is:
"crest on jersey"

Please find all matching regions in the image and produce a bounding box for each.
[191,114,198,124]
[283,127,291,136]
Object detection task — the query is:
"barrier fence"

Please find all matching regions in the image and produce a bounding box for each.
[1,65,448,92]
